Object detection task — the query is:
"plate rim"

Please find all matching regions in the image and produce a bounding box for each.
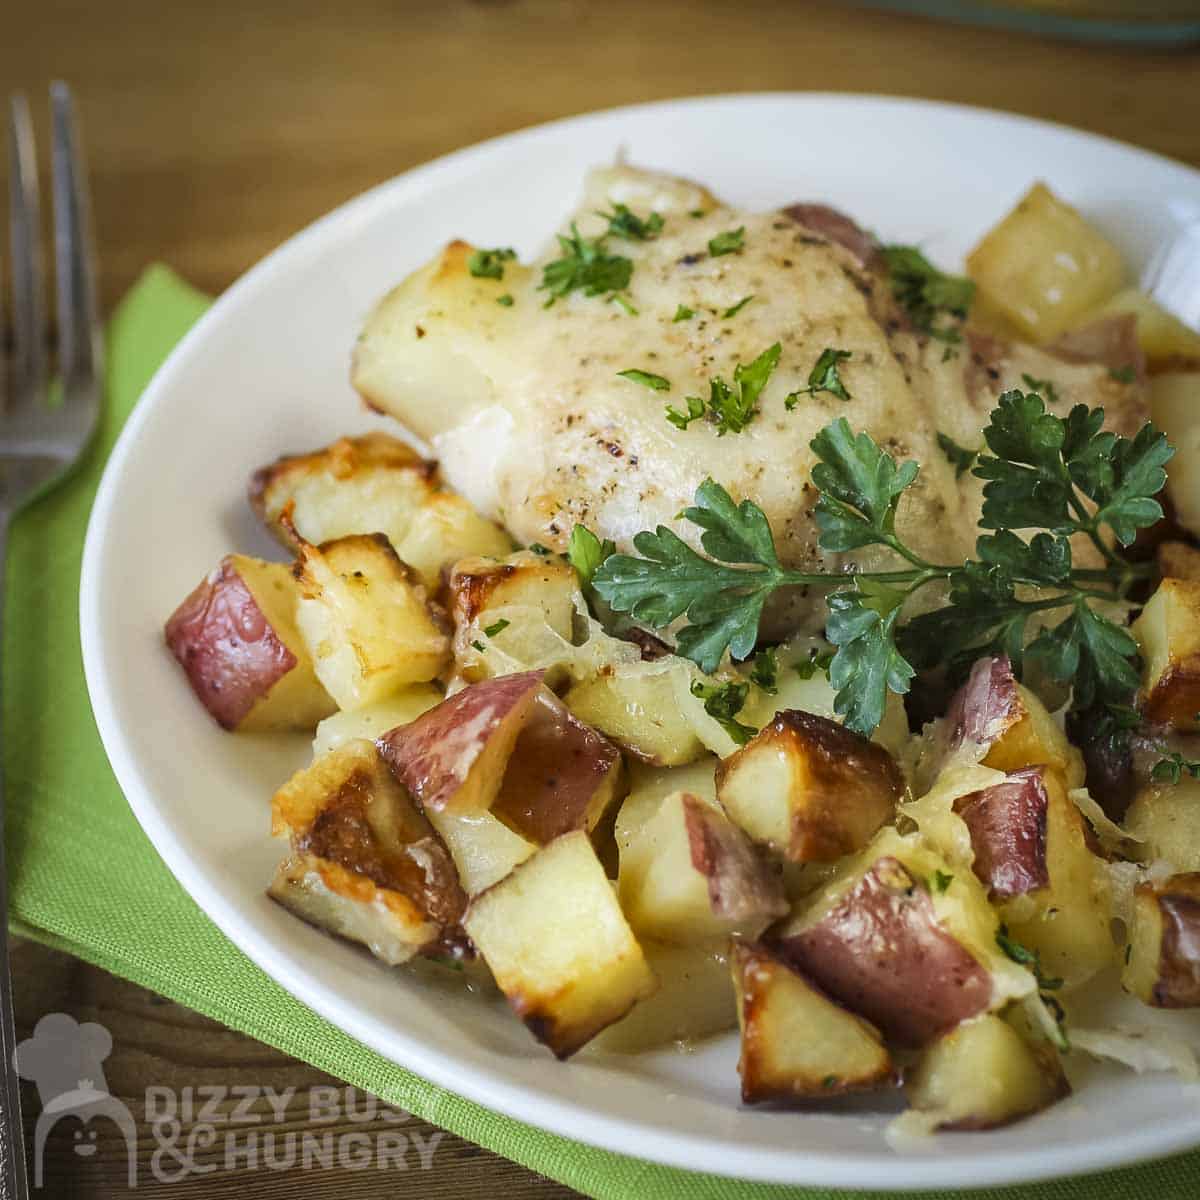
[80,91,1200,1190]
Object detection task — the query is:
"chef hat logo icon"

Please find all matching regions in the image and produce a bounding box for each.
[15,1013,137,1189]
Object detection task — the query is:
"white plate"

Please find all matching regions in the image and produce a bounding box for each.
[81,94,1200,1190]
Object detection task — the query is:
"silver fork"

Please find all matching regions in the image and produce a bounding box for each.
[0,82,101,1200]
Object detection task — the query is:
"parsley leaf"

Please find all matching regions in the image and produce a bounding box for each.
[786,348,852,408]
[601,203,664,241]
[1109,364,1137,384]
[722,295,755,319]
[618,368,671,392]
[567,525,615,587]
[708,227,745,256]
[673,304,695,322]
[483,618,510,638]
[1021,373,1061,405]
[794,647,835,679]
[937,432,979,478]
[690,679,756,745]
[540,225,633,304]
[496,293,514,307]
[749,647,778,694]
[930,870,954,894]
[665,343,782,436]
[881,244,974,343]
[1151,752,1200,785]
[996,925,1063,992]
[468,247,516,280]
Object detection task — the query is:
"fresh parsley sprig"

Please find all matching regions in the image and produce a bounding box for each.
[665,343,781,435]
[589,389,1167,735]
[785,348,852,407]
[541,224,633,305]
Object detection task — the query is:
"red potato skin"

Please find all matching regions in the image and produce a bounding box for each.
[945,656,1022,753]
[164,558,296,730]
[1157,889,1200,1007]
[784,203,879,268]
[376,670,544,813]
[490,692,621,844]
[956,767,1050,900]
[776,857,993,1047]
[683,797,788,924]
[1049,314,1145,380]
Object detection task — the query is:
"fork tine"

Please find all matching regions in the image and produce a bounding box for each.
[50,80,101,401]
[7,92,47,411]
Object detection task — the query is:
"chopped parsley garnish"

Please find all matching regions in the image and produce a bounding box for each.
[665,342,781,435]
[722,295,755,319]
[590,389,1168,735]
[617,368,671,392]
[937,432,979,478]
[1109,365,1138,384]
[496,293,514,307]
[540,224,633,304]
[1021,374,1061,405]
[708,227,745,257]
[786,348,852,408]
[1151,751,1200,785]
[483,619,511,638]
[567,525,615,587]
[468,247,516,280]
[527,542,552,556]
[690,679,756,745]
[601,203,664,241]
[610,293,639,316]
[881,244,974,344]
[929,870,954,894]
[794,648,835,679]
[749,647,778,694]
[689,209,706,219]
[470,640,486,653]
[673,304,696,322]
[996,925,1063,992]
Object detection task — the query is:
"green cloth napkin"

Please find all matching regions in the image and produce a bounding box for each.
[7,263,1200,1200]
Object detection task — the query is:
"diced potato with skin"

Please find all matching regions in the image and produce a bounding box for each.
[997,767,1115,988]
[268,739,467,964]
[312,686,442,757]
[715,710,903,864]
[565,661,707,766]
[1124,777,1200,872]
[292,531,449,710]
[966,183,1126,342]
[424,808,536,896]
[165,554,336,731]
[1150,374,1200,535]
[774,830,1034,1047]
[463,830,657,1058]
[904,1014,1069,1131]
[1084,289,1200,367]
[955,767,1050,901]
[732,941,895,1104]
[1133,577,1200,731]
[1123,872,1200,1007]
[490,690,625,845]
[250,432,511,590]
[618,791,787,945]
[591,940,736,1053]
[376,671,544,814]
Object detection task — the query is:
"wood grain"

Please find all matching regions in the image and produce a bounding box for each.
[3,2,1198,1196]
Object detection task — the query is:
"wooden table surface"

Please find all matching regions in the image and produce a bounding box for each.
[4,2,1199,1196]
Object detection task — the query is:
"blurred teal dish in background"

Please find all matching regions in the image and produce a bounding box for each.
[856,0,1200,44]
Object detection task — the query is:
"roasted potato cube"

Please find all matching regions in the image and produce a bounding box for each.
[1149,373,1200,536]
[955,766,1050,901]
[565,661,707,766]
[490,690,625,845]
[1086,288,1200,367]
[1124,776,1200,872]
[268,739,466,964]
[395,492,513,589]
[904,1014,1068,1131]
[618,791,787,945]
[966,183,1126,342]
[463,830,657,1057]
[293,532,449,710]
[424,808,536,896]
[715,710,902,864]
[732,941,895,1104]
[376,671,544,814]
[1158,541,1200,584]
[591,940,736,1053]
[775,831,1033,1046]
[1133,578,1200,731]
[312,686,441,757]
[997,768,1115,988]
[251,433,436,550]
[165,554,336,731]
[1123,872,1200,1007]
[450,551,579,644]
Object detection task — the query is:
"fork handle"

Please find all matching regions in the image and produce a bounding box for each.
[0,514,31,1200]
